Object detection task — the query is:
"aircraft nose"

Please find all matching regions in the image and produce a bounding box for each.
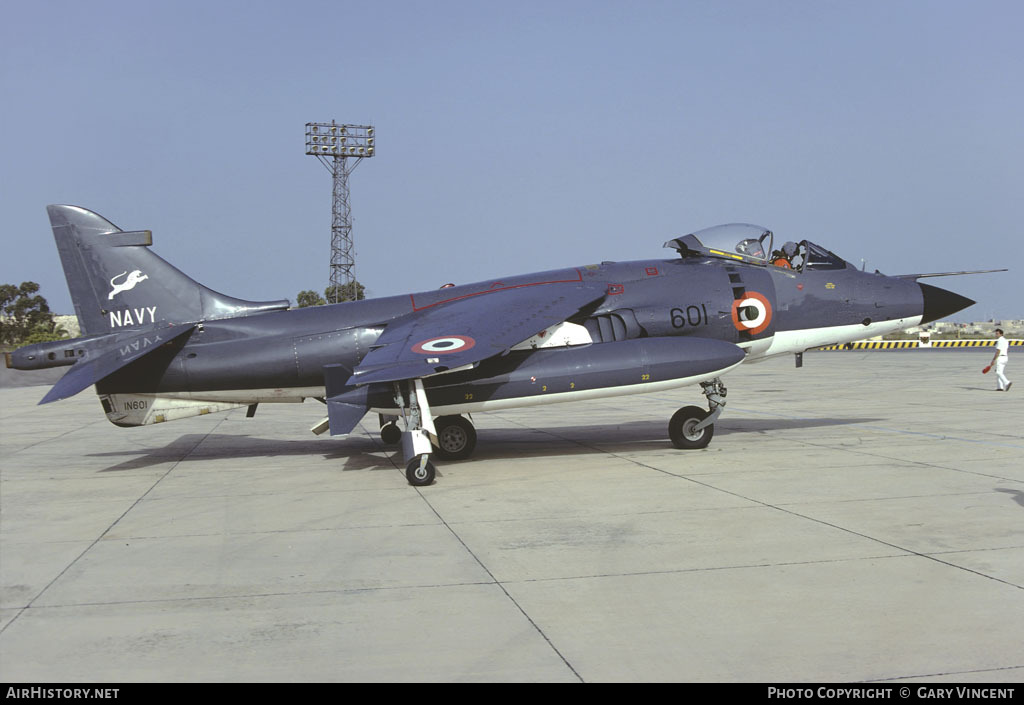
[919,282,975,324]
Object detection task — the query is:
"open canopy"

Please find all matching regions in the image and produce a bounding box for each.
[665,224,850,271]
[665,224,774,264]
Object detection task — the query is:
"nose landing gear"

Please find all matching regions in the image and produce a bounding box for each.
[669,405,714,449]
[668,377,726,450]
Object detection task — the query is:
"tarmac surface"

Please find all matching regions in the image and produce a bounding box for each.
[1,350,1021,682]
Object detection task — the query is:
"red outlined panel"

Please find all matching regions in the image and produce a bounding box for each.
[409,269,585,311]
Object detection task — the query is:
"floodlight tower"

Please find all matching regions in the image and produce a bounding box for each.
[305,121,375,303]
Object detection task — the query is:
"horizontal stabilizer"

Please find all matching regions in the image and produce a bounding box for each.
[39,323,196,404]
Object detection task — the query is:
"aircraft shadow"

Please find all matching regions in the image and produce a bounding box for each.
[461,416,884,462]
[995,488,1024,509]
[88,416,881,472]
[90,434,391,474]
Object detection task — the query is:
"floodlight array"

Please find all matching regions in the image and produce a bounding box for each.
[305,122,375,157]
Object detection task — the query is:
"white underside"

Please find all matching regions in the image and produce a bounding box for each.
[371,361,745,416]
[101,388,320,426]
[757,316,923,360]
[159,387,323,403]
[104,363,745,426]
[103,318,922,426]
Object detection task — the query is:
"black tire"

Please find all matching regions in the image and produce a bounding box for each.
[380,422,401,446]
[406,455,436,486]
[433,415,477,460]
[668,405,714,449]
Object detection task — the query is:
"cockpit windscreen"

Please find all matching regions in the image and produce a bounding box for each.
[801,241,847,270]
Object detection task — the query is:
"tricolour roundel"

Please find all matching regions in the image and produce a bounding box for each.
[731,291,773,335]
[411,335,476,354]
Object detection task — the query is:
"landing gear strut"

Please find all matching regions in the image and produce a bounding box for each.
[394,379,439,486]
[388,379,480,484]
[669,377,727,450]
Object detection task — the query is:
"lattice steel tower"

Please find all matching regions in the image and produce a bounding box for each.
[305,121,375,303]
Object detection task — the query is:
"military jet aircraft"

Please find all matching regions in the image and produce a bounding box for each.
[8,206,986,485]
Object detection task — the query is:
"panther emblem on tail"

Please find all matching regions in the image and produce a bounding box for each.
[108,270,149,300]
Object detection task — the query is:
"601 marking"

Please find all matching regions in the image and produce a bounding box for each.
[670,304,709,328]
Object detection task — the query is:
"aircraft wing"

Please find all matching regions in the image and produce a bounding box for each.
[39,323,196,404]
[348,283,606,385]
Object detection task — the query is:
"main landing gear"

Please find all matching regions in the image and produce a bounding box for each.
[385,382,478,486]
[433,415,477,461]
[669,377,726,450]
[385,376,722,485]
[381,413,477,460]
[379,414,402,445]
[395,379,437,486]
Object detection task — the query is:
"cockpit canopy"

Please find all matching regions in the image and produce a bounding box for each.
[665,224,773,264]
[664,223,849,271]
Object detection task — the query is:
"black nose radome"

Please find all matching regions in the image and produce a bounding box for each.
[919,283,975,324]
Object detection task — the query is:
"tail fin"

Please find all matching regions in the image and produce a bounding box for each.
[48,205,289,335]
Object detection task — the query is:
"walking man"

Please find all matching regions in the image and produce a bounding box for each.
[989,328,1012,392]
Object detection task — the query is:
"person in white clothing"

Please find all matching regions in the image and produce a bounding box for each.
[989,328,1012,392]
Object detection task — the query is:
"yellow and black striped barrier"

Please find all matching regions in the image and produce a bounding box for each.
[930,339,1024,348]
[817,341,918,350]
[816,339,1022,351]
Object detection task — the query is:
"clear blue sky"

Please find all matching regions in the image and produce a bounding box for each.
[2,0,1020,322]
